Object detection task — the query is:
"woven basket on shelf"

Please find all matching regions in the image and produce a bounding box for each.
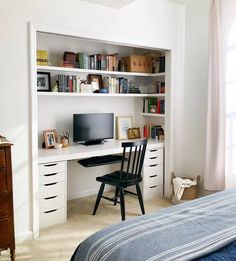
[171,172,200,200]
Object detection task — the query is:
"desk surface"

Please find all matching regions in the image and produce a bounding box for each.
[38,139,164,164]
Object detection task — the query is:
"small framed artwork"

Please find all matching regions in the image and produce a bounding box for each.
[37,72,51,91]
[43,129,58,149]
[128,127,141,139]
[116,116,132,140]
[87,74,102,89]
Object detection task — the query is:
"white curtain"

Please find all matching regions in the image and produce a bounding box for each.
[205,0,236,190]
[204,0,225,190]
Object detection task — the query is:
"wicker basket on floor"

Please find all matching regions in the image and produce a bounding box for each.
[171,172,200,200]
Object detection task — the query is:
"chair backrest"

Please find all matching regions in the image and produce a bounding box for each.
[120,138,148,182]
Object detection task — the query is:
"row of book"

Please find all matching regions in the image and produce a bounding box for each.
[143,125,165,140]
[57,75,80,93]
[65,52,120,71]
[143,97,165,114]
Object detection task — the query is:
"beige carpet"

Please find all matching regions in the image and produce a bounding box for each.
[1,193,171,261]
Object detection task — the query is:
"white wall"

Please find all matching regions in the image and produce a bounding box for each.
[0,0,185,242]
[181,0,210,182]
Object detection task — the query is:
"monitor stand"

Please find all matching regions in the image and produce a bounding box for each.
[82,139,104,146]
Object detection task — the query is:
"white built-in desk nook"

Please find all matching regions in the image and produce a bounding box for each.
[38,139,164,228]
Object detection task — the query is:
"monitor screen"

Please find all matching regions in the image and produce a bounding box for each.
[73,113,114,145]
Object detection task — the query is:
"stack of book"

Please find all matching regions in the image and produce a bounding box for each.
[76,52,119,71]
[37,50,48,66]
[143,125,164,140]
[62,52,79,68]
[57,75,80,92]
[143,97,165,114]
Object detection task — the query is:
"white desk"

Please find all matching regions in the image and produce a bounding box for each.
[38,139,164,228]
[38,139,164,164]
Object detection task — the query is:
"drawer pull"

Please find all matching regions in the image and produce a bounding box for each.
[44,182,57,186]
[44,196,58,200]
[44,173,57,177]
[150,185,157,188]
[44,163,57,167]
[44,209,57,214]
[150,164,158,167]
[150,175,157,178]
[150,149,158,152]
[150,157,158,160]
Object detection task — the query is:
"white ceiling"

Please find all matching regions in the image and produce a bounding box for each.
[80,0,136,9]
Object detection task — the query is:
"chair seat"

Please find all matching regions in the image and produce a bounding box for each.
[96,171,142,188]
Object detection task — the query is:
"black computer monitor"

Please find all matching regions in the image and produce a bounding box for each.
[73,113,114,145]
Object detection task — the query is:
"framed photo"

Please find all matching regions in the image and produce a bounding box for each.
[37,72,51,91]
[116,116,132,140]
[88,74,102,89]
[43,129,58,149]
[128,127,141,139]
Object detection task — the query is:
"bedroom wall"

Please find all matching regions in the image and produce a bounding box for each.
[182,0,210,183]
[0,0,185,242]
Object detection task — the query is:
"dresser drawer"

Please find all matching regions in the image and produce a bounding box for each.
[0,149,6,170]
[39,161,66,175]
[39,171,66,185]
[0,198,9,219]
[39,208,66,228]
[0,219,10,247]
[143,185,163,200]
[39,195,65,213]
[143,174,163,188]
[39,182,66,199]
[144,148,163,166]
[0,170,7,194]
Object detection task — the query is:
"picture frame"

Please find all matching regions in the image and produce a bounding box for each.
[43,129,58,149]
[128,127,141,139]
[87,74,102,90]
[37,72,51,91]
[116,116,132,140]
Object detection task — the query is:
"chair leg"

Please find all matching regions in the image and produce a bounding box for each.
[136,184,145,215]
[114,187,119,206]
[93,183,105,215]
[119,188,125,221]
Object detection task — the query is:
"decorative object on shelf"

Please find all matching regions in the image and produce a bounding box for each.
[127,127,141,139]
[122,55,152,73]
[0,135,10,144]
[61,132,69,148]
[37,72,51,91]
[128,80,140,93]
[116,116,132,140]
[54,143,63,149]
[43,129,58,149]
[99,88,108,93]
[87,74,102,91]
[37,49,48,66]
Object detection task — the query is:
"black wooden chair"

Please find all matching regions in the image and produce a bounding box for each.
[92,138,148,221]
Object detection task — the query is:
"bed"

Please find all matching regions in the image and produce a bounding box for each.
[70,189,236,261]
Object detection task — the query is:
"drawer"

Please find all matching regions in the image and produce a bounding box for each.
[143,184,163,200]
[0,170,7,194]
[39,208,66,228]
[39,195,65,213]
[143,163,163,176]
[0,149,6,170]
[39,171,66,185]
[39,161,66,176]
[144,148,163,166]
[39,181,66,199]
[0,218,10,247]
[0,198,9,219]
[143,173,163,188]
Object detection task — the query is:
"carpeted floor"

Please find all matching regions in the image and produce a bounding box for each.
[1,192,171,261]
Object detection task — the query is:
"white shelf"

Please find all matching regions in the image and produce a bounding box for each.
[141,113,165,117]
[37,65,165,78]
[37,92,166,98]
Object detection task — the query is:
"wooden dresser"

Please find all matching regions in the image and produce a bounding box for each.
[0,144,15,261]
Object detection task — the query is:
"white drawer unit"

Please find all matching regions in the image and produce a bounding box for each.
[142,147,164,200]
[38,160,67,228]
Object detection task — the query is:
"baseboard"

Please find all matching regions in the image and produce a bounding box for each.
[15,230,33,243]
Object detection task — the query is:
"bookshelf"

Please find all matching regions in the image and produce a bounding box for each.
[31,24,171,237]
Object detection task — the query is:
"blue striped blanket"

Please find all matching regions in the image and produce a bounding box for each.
[71,189,236,261]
